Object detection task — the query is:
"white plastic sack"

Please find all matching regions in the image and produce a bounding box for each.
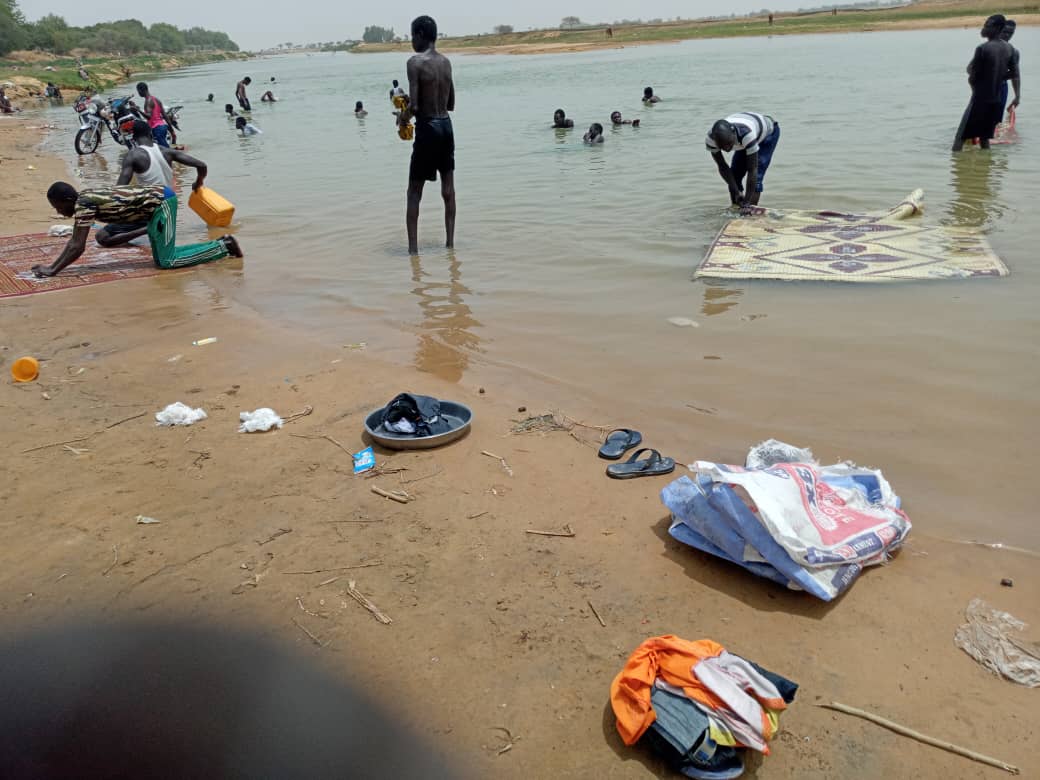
[239,408,283,433]
[155,402,207,427]
[691,460,910,568]
[48,224,73,237]
[746,439,816,470]
[954,598,1040,687]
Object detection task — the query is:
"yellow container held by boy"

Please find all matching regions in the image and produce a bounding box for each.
[188,187,236,228]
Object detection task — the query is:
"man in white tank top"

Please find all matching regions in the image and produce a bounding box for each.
[105,121,211,247]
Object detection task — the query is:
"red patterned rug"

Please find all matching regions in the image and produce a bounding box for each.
[0,233,166,299]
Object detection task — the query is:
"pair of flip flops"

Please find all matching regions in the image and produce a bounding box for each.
[598,428,675,479]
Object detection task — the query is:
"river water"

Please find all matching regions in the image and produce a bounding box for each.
[41,29,1039,547]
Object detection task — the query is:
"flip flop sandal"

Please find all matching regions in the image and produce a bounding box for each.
[598,428,643,460]
[606,448,675,479]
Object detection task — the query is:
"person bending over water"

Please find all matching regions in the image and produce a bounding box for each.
[643,86,661,104]
[953,15,1016,151]
[610,111,639,127]
[235,116,262,135]
[583,123,604,143]
[403,15,456,255]
[34,182,241,277]
[707,111,780,212]
[260,91,277,102]
[355,101,368,117]
[552,109,574,128]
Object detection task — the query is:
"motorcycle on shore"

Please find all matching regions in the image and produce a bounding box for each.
[73,94,140,155]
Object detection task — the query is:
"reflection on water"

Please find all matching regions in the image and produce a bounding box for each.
[700,281,744,316]
[410,251,482,382]
[945,151,1008,228]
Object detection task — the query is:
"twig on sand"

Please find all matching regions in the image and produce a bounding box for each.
[587,600,607,628]
[102,544,119,576]
[317,575,342,587]
[323,518,383,524]
[817,702,1019,775]
[525,525,575,538]
[105,410,147,429]
[491,727,518,756]
[400,467,443,485]
[283,561,383,575]
[292,617,328,647]
[283,405,314,424]
[363,463,409,479]
[346,580,393,625]
[482,450,514,477]
[468,511,489,520]
[290,433,352,456]
[257,528,292,546]
[511,413,571,435]
[296,595,327,619]
[63,444,90,455]
[22,434,94,454]
[371,486,412,504]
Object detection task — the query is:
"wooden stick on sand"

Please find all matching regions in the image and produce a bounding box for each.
[346,580,393,625]
[482,450,514,477]
[525,524,575,538]
[371,486,412,504]
[817,702,1019,775]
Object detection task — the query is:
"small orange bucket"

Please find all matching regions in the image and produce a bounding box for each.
[11,356,40,382]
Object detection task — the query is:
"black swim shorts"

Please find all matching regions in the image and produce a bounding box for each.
[410,116,455,182]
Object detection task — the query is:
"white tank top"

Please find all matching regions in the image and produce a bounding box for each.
[135,143,174,188]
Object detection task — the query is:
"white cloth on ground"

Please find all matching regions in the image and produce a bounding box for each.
[385,418,416,434]
[156,402,207,426]
[691,651,786,753]
[239,408,283,432]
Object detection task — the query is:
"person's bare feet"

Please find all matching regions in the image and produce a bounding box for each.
[31,264,56,278]
[221,235,243,258]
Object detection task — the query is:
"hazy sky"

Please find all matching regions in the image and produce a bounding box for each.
[17,0,812,51]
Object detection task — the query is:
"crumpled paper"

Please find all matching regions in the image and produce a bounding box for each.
[239,408,283,433]
[155,402,207,427]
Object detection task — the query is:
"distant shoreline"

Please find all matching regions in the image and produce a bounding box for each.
[355,6,1038,56]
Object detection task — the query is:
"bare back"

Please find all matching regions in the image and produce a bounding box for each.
[407,49,455,120]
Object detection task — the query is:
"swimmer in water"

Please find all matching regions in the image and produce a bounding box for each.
[225,104,238,119]
[355,100,368,117]
[206,93,214,102]
[610,111,640,127]
[643,86,661,104]
[235,116,263,135]
[583,123,605,143]
[552,109,574,128]
[260,91,277,102]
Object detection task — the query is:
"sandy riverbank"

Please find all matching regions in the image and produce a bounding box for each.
[1,127,1038,778]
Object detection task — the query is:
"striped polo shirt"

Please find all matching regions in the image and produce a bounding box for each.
[705,112,776,155]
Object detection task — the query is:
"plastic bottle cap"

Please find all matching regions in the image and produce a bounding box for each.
[11,356,40,383]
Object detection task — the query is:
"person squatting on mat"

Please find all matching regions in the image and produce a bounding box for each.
[34,183,242,278]
[706,111,780,214]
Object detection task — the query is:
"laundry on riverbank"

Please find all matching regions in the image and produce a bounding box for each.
[662,441,911,601]
[611,635,797,778]
[380,393,452,437]
[696,189,1009,283]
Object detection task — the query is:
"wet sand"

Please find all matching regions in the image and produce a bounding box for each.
[1,128,1039,777]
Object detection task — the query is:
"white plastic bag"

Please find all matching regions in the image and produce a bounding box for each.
[746,439,816,470]
[954,599,1040,687]
[239,408,282,433]
[155,402,207,427]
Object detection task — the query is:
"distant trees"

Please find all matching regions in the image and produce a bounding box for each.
[560,16,583,28]
[362,25,395,44]
[0,0,239,56]
[493,24,514,34]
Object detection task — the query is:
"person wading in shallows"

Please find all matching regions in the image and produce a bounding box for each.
[401,15,456,255]
[706,111,780,214]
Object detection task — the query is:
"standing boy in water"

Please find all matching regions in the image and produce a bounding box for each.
[403,15,455,255]
[953,15,1015,151]
[236,77,252,112]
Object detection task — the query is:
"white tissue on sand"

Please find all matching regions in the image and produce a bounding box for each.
[239,408,283,433]
[155,402,208,426]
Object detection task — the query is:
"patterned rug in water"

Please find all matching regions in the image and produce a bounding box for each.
[696,189,1009,283]
[0,233,163,299]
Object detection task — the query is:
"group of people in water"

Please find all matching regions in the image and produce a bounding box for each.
[202,76,274,136]
[30,12,1025,277]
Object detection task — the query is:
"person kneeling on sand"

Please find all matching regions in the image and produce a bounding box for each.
[552,109,574,128]
[583,123,605,144]
[610,111,639,127]
[34,182,241,278]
